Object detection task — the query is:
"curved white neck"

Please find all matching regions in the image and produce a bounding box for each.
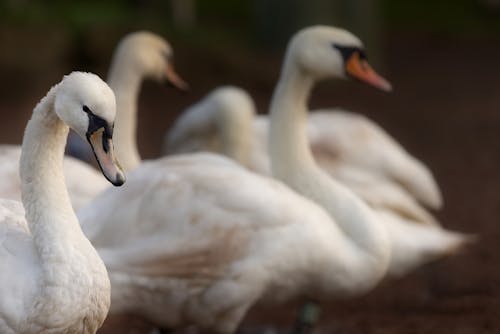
[269,63,315,172]
[268,58,389,277]
[217,107,255,168]
[108,64,142,171]
[20,84,103,279]
[19,82,110,331]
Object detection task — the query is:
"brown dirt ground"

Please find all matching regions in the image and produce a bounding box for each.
[0,31,498,333]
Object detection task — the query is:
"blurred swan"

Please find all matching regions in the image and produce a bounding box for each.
[107,31,188,171]
[164,86,472,278]
[0,72,125,334]
[266,26,472,333]
[78,27,395,333]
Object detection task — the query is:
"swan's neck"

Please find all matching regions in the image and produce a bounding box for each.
[269,60,390,277]
[218,107,255,168]
[20,85,109,310]
[108,65,142,171]
[21,85,79,249]
[269,63,315,172]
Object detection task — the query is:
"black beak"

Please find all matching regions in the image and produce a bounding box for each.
[85,112,125,186]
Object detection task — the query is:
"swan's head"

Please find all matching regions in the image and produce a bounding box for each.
[112,31,188,90]
[209,86,256,126]
[287,26,391,91]
[55,72,125,186]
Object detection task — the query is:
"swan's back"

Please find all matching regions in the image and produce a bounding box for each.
[165,86,256,160]
[165,101,222,155]
[307,110,442,209]
[0,199,38,333]
[0,146,23,200]
[81,153,334,250]
[79,153,366,331]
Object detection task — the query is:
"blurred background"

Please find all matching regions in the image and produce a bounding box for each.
[0,0,499,333]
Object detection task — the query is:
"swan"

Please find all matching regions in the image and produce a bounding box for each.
[266,26,473,277]
[0,72,125,334]
[163,86,472,278]
[77,27,396,333]
[165,86,442,214]
[108,31,188,171]
[0,31,186,210]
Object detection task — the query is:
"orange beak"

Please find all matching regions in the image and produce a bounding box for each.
[346,52,392,92]
[165,65,189,91]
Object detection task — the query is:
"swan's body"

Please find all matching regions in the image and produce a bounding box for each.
[0,72,124,334]
[0,145,108,210]
[78,28,397,332]
[304,111,442,210]
[80,153,388,333]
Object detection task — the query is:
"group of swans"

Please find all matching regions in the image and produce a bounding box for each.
[165,87,441,228]
[78,27,392,333]
[80,27,470,333]
[163,83,470,280]
[0,27,473,333]
[0,72,125,333]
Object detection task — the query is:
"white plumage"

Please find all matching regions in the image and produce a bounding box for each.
[0,145,108,210]
[80,153,389,333]
[0,72,124,333]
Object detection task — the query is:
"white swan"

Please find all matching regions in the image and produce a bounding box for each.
[0,72,125,334]
[0,31,186,210]
[267,26,473,278]
[78,27,396,333]
[163,86,472,277]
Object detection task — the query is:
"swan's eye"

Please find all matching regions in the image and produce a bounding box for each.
[82,105,111,138]
[332,44,367,62]
[358,49,367,60]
